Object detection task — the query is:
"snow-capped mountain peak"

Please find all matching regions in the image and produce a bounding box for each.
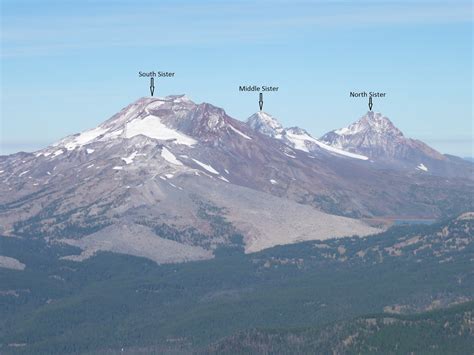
[101,95,195,129]
[320,111,446,164]
[334,111,403,138]
[246,111,284,138]
[244,113,369,160]
[35,95,259,171]
[0,94,471,269]
[50,96,199,153]
[50,94,254,154]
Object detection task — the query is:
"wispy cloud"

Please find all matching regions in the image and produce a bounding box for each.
[2,1,472,57]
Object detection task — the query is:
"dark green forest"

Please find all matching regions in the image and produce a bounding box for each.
[0,216,472,354]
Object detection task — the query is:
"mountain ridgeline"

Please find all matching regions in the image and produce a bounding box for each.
[320,111,471,177]
[0,95,473,353]
[0,95,472,265]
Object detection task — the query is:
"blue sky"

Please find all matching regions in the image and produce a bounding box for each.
[1,0,472,156]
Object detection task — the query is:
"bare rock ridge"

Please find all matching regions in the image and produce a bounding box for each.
[318,111,473,177]
[322,111,474,177]
[320,111,443,159]
[0,95,472,265]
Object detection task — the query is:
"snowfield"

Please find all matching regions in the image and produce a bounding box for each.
[285,130,368,160]
[417,163,428,172]
[192,158,220,174]
[228,125,252,140]
[121,151,138,165]
[161,147,183,166]
[125,115,197,146]
[64,126,108,151]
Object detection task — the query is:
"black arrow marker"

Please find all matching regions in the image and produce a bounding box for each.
[259,92,263,111]
[150,77,155,96]
[368,96,373,111]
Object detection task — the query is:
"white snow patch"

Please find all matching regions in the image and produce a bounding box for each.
[87,164,94,169]
[86,149,95,154]
[270,179,277,185]
[218,176,229,182]
[18,170,29,177]
[205,112,222,130]
[112,166,123,170]
[315,140,368,160]
[229,125,252,140]
[64,127,108,150]
[284,132,310,152]
[285,131,368,160]
[126,115,196,146]
[53,149,64,157]
[161,147,183,166]
[0,171,4,174]
[102,129,123,139]
[335,126,352,135]
[284,152,296,159]
[121,151,138,164]
[224,169,229,174]
[417,163,428,172]
[165,173,174,179]
[146,100,165,109]
[172,95,192,104]
[192,159,219,174]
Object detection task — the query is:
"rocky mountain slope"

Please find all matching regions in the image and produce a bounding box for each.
[0,95,472,264]
[320,111,473,177]
[248,111,369,160]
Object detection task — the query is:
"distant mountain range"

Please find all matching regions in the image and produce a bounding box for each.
[0,95,472,264]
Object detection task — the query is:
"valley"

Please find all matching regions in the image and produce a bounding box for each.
[0,95,472,353]
[2,1,472,353]
[0,214,472,353]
